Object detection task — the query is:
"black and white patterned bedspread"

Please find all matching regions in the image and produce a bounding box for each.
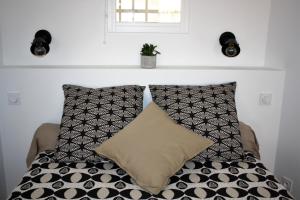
[9,151,294,200]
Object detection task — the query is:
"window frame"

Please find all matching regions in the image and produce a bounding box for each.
[107,0,189,33]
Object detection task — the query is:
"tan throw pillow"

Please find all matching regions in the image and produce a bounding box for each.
[239,121,260,159]
[26,123,60,168]
[95,102,214,194]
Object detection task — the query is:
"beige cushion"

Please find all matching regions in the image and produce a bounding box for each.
[239,121,260,159]
[95,102,214,194]
[26,123,60,168]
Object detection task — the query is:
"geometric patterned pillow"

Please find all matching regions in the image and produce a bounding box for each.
[149,82,244,162]
[54,84,145,163]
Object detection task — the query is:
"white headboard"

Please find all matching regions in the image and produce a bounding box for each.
[0,67,285,193]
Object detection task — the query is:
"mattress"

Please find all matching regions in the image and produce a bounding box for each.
[9,151,294,200]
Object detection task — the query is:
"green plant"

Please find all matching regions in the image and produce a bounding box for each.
[140,43,161,56]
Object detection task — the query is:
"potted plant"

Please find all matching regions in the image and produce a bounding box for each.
[140,43,160,69]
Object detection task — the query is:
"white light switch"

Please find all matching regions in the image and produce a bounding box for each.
[259,93,272,106]
[8,92,21,105]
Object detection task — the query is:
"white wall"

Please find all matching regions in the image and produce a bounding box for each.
[0,27,7,199]
[0,132,6,199]
[264,0,294,69]
[276,60,300,199]
[1,0,271,67]
[267,0,300,198]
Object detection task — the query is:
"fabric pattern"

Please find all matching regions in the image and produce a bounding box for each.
[54,85,145,163]
[149,82,244,162]
[9,151,294,200]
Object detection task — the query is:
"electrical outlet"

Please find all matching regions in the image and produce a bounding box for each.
[280,176,293,192]
[7,91,21,105]
[259,93,272,106]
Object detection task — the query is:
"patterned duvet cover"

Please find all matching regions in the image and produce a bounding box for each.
[9,151,294,200]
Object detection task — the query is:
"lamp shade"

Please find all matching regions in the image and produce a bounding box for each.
[219,32,240,57]
[30,30,52,56]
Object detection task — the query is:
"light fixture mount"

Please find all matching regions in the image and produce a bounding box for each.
[30,30,52,56]
[219,32,240,57]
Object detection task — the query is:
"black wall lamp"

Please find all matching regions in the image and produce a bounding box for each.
[219,32,240,57]
[30,30,52,56]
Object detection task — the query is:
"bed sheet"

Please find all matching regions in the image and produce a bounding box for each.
[9,151,294,200]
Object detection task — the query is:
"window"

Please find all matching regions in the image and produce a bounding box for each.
[107,0,189,33]
[115,0,181,23]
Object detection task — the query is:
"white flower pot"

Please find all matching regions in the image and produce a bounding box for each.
[141,55,156,69]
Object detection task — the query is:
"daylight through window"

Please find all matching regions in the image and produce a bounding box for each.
[115,0,181,23]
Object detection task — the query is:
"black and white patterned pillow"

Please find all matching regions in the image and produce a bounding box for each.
[54,84,145,162]
[149,82,244,162]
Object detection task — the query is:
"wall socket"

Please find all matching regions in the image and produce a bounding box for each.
[7,91,21,105]
[259,93,272,105]
[280,176,293,192]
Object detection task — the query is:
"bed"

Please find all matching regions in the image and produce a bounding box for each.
[7,83,294,199]
[9,150,293,200]
[8,121,294,200]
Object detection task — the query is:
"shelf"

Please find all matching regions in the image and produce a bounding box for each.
[0,65,285,71]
